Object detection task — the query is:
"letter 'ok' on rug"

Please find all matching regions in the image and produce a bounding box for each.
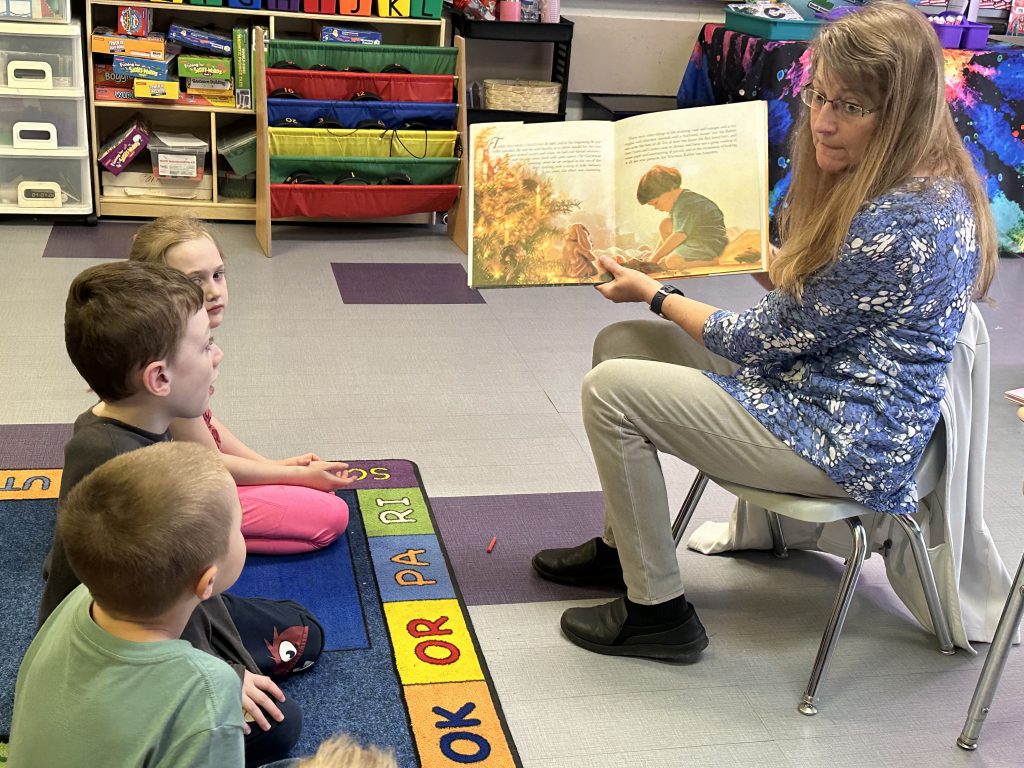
[0,457,520,767]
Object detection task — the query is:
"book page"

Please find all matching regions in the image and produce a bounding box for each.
[468,121,615,288]
[612,101,769,280]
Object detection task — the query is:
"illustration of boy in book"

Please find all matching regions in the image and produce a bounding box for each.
[637,165,728,271]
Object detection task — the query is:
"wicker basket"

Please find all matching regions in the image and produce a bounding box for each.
[483,79,561,114]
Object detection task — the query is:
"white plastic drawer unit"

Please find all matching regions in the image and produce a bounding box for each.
[0,20,82,91]
[0,155,90,212]
[0,0,71,24]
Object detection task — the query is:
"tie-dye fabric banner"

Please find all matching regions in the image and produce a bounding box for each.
[678,24,1024,254]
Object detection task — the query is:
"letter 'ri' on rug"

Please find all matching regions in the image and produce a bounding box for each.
[0,458,520,767]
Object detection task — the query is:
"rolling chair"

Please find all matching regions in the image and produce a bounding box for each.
[671,420,956,715]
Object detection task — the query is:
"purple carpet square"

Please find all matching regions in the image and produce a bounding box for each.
[0,424,72,468]
[331,263,485,305]
[43,221,137,260]
[430,491,623,606]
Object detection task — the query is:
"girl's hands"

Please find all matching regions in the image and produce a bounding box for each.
[276,453,321,467]
[241,671,285,734]
[298,461,355,492]
[594,256,660,304]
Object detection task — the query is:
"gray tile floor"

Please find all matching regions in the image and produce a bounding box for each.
[3,219,1023,766]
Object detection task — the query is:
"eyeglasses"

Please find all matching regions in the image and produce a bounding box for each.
[800,87,877,119]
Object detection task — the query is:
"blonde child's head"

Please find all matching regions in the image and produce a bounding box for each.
[59,442,245,620]
[65,261,207,403]
[130,214,229,329]
[297,735,398,768]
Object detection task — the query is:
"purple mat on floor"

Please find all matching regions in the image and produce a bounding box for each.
[429,491,623,606]
[43,222,136,260]
[331,263,485,305]
[0,424,72,468]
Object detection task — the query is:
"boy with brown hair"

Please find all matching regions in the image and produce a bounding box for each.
[10,443,247,766]
[38,260,316,766]
[636,164,728,269]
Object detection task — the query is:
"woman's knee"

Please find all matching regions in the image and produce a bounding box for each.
[592,320,664,366]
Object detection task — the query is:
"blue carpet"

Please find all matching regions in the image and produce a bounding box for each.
[230,491,369,652]
[0,489,416,762]
[0,499,52,739]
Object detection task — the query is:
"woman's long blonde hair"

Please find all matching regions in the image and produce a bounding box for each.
[772,2,996,301]
[128,213,224,265]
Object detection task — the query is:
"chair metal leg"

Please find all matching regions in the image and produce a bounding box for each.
[890,514,955,655]
[798,515,868,716]
[957,554,1024,750]
[766,510,789,558]
[672,471,709,547]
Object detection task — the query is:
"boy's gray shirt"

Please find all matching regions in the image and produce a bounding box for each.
[38,408,258,677]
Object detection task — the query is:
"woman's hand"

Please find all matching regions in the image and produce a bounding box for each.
[241,671,286,735]
[594,256,660,304]
[275,453,321,467]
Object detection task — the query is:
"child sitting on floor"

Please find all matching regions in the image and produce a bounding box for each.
[130,215,352,555]
[11,442,247,766]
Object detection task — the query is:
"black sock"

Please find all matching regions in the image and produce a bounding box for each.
[624,595,690,627]
[592,537,621,567]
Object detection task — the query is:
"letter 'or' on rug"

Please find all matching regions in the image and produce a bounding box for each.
[0,458,520,767]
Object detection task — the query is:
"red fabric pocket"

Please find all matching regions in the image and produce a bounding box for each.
[266,70,455,102]
[271,183,460,219]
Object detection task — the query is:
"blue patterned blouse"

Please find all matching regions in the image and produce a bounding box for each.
[702,178,980,515]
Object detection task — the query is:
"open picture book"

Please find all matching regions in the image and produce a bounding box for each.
[468,100,770,288]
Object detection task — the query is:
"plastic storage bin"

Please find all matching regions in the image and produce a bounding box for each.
[0,20,80,89]
[217,125,257,176]
[0,94,86,150]
[724,8,823,41]
[929,13,991,49]
[147,131,209,180]
[0,155,89,211]
[0,0,71,23]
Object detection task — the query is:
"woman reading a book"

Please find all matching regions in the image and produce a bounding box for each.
[531,2,998,662]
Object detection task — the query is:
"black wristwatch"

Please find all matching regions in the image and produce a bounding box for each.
[649,284,685,317]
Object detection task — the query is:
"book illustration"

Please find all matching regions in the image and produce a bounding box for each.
[468,101,770,288]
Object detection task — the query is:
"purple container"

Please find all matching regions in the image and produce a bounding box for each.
[266,0,300,9]
[960,20,991,49]
[930,20,964,48]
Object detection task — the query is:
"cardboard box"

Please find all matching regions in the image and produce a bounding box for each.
[186,76,232,91]
[92,28,168,60]
[113,46,180,80]
[95,84,234,108]
[232,25,251,110]
[97,114,150,175]
[93,63,135,87]
[178,54,231,80]
[134,78,180,99]
[318,25,382,44]
[178,91,235,107]
[168,22,232,55]
[102,168,213,200]
[117,6,153,37]
[95,84,139,102]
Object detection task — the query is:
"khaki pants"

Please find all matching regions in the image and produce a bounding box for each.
[583,320,848,604]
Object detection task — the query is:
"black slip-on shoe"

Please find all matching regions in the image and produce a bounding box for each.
[560,597,709,663]
[532,537,626,589]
